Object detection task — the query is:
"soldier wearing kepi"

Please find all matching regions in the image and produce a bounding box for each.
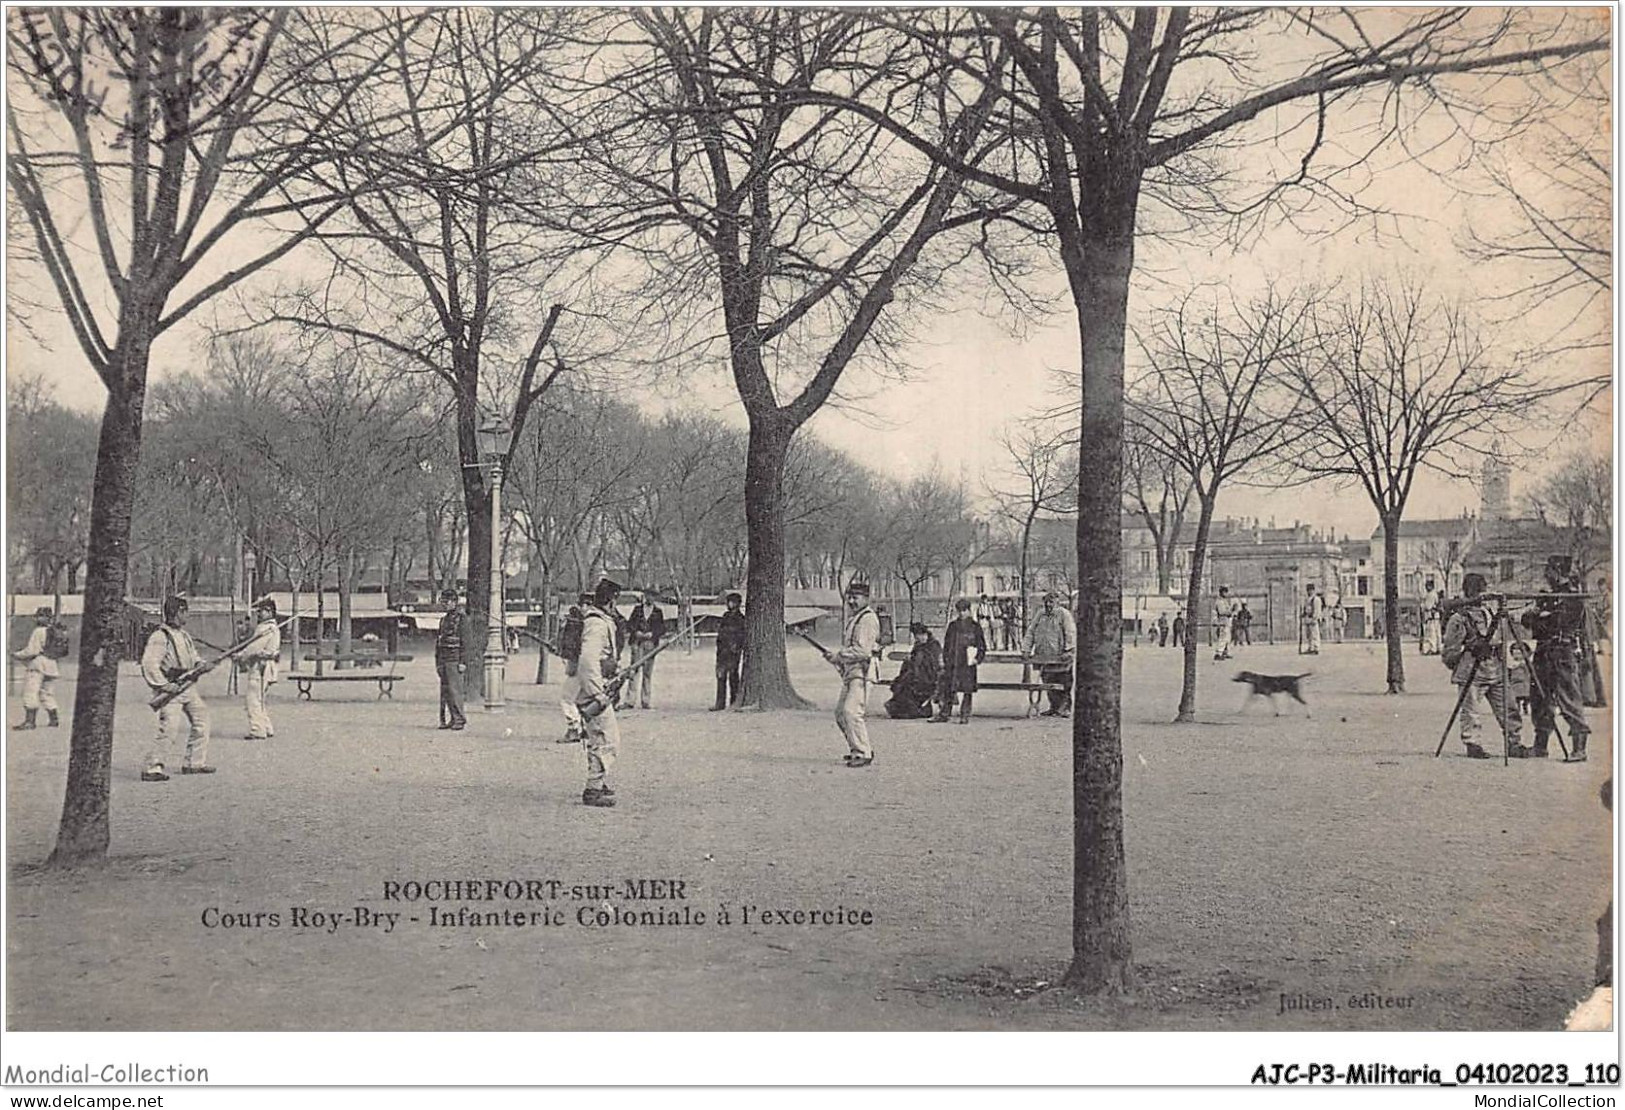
[576,577,624,806]
[140,595,213,781]
[1441,572,1524,760]
[832,580,881,766]
[239,597,281,740]
[434,590,469,731]
[1518,554,1591,761]
[13,606,65,730]
[1301,583,1325,655]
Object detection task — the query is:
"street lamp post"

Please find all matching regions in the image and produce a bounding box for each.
[477,418,513,711]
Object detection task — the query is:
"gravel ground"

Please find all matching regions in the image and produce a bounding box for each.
[5,637,1612,1031]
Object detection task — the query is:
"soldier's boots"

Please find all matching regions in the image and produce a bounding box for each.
[46,709,59,728]
[582,786,617,808]
[1571,730,1589,763]
[1464,742,1492,760]
[14,709,36,731]
[1511,737,1548,759]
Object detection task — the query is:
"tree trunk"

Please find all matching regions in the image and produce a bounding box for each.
[337,550,354,669]
[1176,498,1217,722]
[1382,514,1405,694]
[1062,227,1135,994]
[51,375,148,866]
[535,564,551,685]
[740,414,811,709]
[464,473,492,703]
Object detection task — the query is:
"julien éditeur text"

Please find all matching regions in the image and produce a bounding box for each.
[198,877,875,933]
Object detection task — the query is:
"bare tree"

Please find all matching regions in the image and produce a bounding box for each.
[577,9,1012,708]
[1130,287,1311,721]
[883,469,979,625]
[1526,451,1612,590]
[255,9,593,698]
[1282,280,1586,693]
[6,9,418,863]
[801,5,1606,992]
[988,423,1077,633]
[1122,424,1192,596]
[1463,55,1610,354]
[6,377,96,595]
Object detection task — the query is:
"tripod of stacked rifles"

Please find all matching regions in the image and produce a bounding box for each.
[1432,592,1596,765]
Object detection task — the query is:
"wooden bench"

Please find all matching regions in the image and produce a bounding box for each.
[286,671,407,700]
[882,649,1070,716]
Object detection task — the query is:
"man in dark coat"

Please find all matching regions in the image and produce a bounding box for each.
[933,598,986,724]
[885,622,942,719]
[712,591,746,710]
[434,589,470,731]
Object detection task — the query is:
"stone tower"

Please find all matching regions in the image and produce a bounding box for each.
[1481,451,1511,522]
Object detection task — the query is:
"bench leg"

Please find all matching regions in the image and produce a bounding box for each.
[297,682,312,702]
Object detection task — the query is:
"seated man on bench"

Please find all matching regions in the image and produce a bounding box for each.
[885,622,942,720]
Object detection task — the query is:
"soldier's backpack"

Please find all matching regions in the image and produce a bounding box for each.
[558,610,584,664]
[43,622,71,660]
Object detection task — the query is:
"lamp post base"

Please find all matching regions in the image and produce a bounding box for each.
[484,650,506,711]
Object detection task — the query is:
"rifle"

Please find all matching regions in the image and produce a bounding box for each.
[794,629,838,666]
[578,620,697,719]
[149,615,295,711]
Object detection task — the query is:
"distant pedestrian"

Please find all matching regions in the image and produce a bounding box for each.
[1420,587,1443,656]
[935,598,986,725]
[975,594,996,646]
[1212,586,1237,660]
[1156,613,1169,647]
[1172,612,1186,648]
[13,606,65,730]
[712,591,745,710]
[1301,584,1324,655]
[1235,601,1253,647]
[435,590,470,731]
[999,597,1018,651]
[1330,598,1347,643]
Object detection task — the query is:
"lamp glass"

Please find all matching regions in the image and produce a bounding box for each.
[477,419,512,462]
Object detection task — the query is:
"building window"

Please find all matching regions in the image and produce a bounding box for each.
[974,576,985,593]
[1139,552,1151,572]
[1357,576,1370,597]
[1500,559,1516,583]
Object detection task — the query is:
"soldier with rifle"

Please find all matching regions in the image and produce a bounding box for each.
[1440,573,1524,760]
[576,577,625,807]
[140,596,214,781]
[1518,554,1591,762]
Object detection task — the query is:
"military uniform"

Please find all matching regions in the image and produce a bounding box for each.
[1212,592,1238,659]
[14,609,61,729]
[577,596,622,802]
[834,594,881,759]
[1301,589,1325,654]
[240,606,281,739]
[1442,593,1523,758]
[1521,568,1590,760]
[141,617,211,777]
[713,597,745,709]
[434,598,469,730]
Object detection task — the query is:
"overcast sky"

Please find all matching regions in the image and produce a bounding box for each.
[8,9,1610,545]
